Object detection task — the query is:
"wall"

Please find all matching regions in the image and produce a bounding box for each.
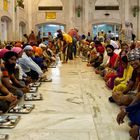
[0,0,13,42]
[15,0,28,40]
[31,0,67,34]
[0,0,28,42]
[0,0,140,41]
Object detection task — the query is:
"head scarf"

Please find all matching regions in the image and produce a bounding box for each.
[39,43,46,48]
[35,47,43,56]
[128,48,140,61]
[23,45,33,51]
[0,49,10,59]
[12,47,22,54]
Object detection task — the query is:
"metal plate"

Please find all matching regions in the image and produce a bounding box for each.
[49,64,56,68]
[29,87,38,93]
[24,93,43,101]
[8,104,35,114]
[29,82,41,87]
[0,115,20,129]
[0,134,9,140]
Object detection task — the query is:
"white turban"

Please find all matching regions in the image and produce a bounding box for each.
[39,43,46,48]
[23,45,33,51]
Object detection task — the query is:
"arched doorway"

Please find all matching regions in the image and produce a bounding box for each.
[36,23,65,39]
[93,0,121,40]
[1,16,12,42]
[19,21,26,41]
[93,23,121,40]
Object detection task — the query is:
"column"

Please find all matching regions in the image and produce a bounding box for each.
[0,16,1,42]
[68,0,75,30]
[19,25,22,41]
[137,0,140,40]
[82,0,89,34]
[12,0,16,41]
[124,0,130,22]
[1,20,7,42]
[74,0,82,34]
[27,0,32,33]
[114,25,117,41]
[120,0,125,28]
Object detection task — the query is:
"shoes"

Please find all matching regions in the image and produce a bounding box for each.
[108,96,115,103]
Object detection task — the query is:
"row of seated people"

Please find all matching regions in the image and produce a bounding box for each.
[80,38,140,140]
[0,41,56,114]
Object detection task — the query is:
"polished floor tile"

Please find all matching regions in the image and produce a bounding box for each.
[0,58,130,140]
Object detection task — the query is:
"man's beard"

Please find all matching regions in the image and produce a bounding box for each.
[5,63,16,74]
[107,52,114,56]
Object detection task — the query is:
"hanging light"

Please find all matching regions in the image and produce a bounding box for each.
[75,5,82,17]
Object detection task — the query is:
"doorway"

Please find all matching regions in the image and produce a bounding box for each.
[19,22,26,41]
[93,23,121,40]
[37,24,65,38]
[1,16,12,42]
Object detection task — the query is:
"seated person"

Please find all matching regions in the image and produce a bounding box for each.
[117,90,140,139]
[0,83,17,113]
[111,48,140,106]
[105,57,124,89]
[0,59,17,113]
[109,56,133,104]
[87,46,99,66]
[38,43,50,68]
[105,43,130,89]
[92,41,105,68]
[19,45,51,82]
[95,49,109,74]
[47,43,56,63]
[18,45,43,81]
[31,46,47,72]
[87,41,104,68]
[100,44,119,77]
[87,42,95,61]
[1,51,29,99]
[11,47,32,85]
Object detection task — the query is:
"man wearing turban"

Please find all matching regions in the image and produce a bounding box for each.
[1,51,29,99]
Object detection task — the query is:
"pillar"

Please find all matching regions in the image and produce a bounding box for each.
[0,15,1,42]
[82,0,89,34]
[137,0,140,40]
[27,0,33,33]
[124,0,130,22]
[12,0,16,41]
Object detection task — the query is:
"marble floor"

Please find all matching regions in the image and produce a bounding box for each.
[1,58,131,140]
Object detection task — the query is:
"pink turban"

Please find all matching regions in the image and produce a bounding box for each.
[11,47,22,54]
[0,49,9,59]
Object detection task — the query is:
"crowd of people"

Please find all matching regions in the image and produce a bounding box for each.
[73,24,140,139]
[0,21,140,139]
